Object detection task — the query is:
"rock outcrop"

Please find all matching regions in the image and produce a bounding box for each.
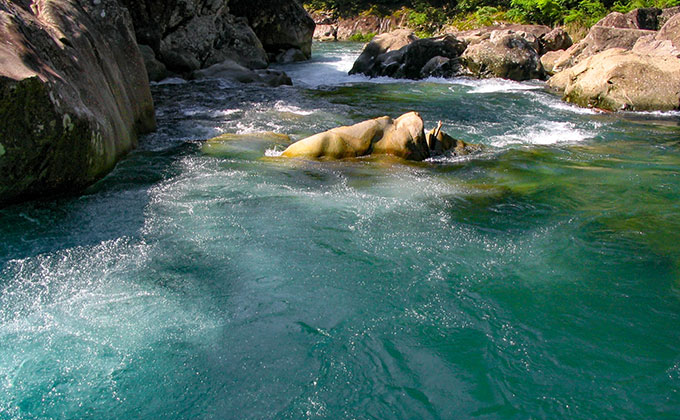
[120,0,314,78]
[281,112,479,161]
[119,0,268,74]
[544,8,680,76]
[0,0,156,206]
[548,14,680,111]
[229,0,315,62]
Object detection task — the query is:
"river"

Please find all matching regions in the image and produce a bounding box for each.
[1,42,679,419]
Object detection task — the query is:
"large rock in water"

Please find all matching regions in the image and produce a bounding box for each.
[120,0,315,74]
[0,0,155,206]
[548,25,654,74]
[350,27,553,81]
[461,29,545,80]
[193,59,292,87]
[349,29,419,76]
[281,113,481,161]
[282,112,430,160]
[548,15,680,111]
[355,35,468,79]
[228,0,315,63]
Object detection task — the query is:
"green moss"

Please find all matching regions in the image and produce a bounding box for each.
[348,32,376,42]
[0,143,5,157]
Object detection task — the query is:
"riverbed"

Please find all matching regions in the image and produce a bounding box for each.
[1,42,679,419]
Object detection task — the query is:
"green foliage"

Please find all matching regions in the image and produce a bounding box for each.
[508,0,565,24]
[564,0,607,27]
[612,0,679,12]
[348,32,377,41]
[475,6,500,25]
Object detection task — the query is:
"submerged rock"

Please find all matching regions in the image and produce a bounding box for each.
[192,60,292,87]
[426,122,483,156]
[281,113,480,161]
[0,0,155,206]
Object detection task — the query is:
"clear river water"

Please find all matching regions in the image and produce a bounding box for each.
[1,42,680,419]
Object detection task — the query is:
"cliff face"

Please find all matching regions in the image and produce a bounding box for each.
[119,0,315,76]
[0,0,156,206]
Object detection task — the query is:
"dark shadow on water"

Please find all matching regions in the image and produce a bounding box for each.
[0,142,197,267]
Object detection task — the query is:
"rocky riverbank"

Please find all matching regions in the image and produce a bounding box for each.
[0,0,314,206]
[547,7,680,111]
[346,7,680,111]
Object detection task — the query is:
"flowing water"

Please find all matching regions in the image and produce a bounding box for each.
[1,42,680,419]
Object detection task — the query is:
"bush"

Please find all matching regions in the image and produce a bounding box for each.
[348,32,377,42]
[475,6,500,25]
[564,0,607,27]
[508,0,565,25]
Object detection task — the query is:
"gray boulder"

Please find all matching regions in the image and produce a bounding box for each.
[350,33,467,79]
[0,0,155,206]
[595,8,662,30]
[119,0,269,73]
[139,44,170,82]
[540,28,573,53]
[349,29,419,76]
[228,0,315,63]
[462,29,545,81]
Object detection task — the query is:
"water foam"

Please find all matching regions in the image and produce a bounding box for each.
[491,121,593,146]
[273,101,315,116]
[453,78,543,94]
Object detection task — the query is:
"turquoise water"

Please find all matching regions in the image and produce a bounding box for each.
[1,42,680,419]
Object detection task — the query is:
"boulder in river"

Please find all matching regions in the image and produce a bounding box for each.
[119,0,269,74]
[350,34,467,79]
[461,29,545,81]
[281,113,479,161]
[0,0,156,206]
[349,29,419,76]
[193,59,292,87]
[548,25,655,74]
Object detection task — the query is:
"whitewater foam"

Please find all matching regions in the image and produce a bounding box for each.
[453,78,543,94]
[491,121,594,146]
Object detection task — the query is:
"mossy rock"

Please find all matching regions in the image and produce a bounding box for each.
[0,77,100,205]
